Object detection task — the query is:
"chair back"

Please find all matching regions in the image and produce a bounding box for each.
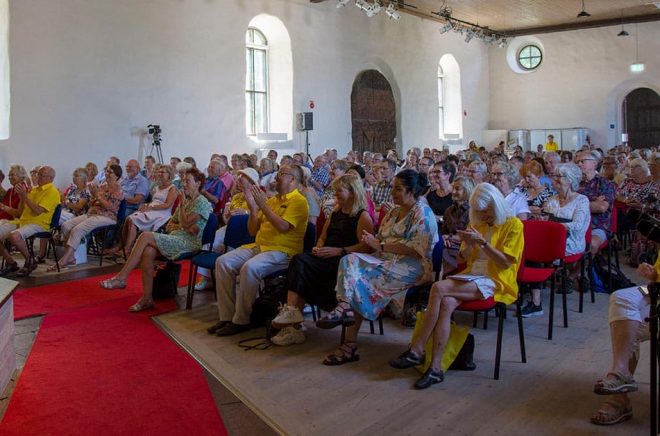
[522,220,567,264]
[432,239,443,280]
[116,200,128,222]
[201,213,218,246]
[50,204,62,229]
[224,214,255,249]
[303,222,316,253]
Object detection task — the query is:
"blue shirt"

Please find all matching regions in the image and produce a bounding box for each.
[121,173,150,214]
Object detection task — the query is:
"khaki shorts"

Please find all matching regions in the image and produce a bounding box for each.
[0,221,45,241]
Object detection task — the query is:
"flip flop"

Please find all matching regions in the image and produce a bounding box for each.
[591,398,633,425]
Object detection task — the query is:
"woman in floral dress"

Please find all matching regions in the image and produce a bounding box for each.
[99,168,212,312]
[316,169,438,365]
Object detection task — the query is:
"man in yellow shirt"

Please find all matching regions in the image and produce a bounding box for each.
[211,164,309,336]
[0,166,60,277]
[544,134,559,152]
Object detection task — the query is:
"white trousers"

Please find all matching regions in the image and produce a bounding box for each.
[61,214,116,249]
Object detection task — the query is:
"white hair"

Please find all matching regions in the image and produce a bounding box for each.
[630,157,650,176]
[469,183,513,226]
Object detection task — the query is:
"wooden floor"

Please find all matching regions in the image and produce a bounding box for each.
[155,287,652,436]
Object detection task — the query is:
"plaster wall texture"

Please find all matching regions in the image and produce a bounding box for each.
[488,22,660,149]
[1,0,489,188]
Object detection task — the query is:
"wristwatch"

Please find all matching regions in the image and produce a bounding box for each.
[341,247,347,255]
[380,242,385,252]
[479,241,488,248]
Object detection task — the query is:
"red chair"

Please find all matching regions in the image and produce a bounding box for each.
[517,221,568,341]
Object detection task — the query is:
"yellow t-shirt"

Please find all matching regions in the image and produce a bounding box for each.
[461,217,524,305]
[14,183,60,230]
[653,255,660,278]
[243,189,309,256]
[229,193,248,211]
[545,141,559,152]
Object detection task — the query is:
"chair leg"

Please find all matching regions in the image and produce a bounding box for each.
[494,304,505,380]
[561,269,568,329]
[49,235,60,272]
[483,310,488,330]
[185,264,197,310]
[378,316,384,335]
[311,305,318,322]
[472,312,478,328]
[548,276,555,341]
[578,258,584,313]
[516,298,527,363]
[369,320,375,334]
[607,245,613,293]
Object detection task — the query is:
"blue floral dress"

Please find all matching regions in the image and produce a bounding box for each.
[335,200,438,321]
[153,195,212,259]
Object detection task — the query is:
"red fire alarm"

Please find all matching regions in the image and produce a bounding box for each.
[310,100,315,109]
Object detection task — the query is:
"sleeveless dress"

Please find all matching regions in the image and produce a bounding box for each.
[287,209,364,311]
[129,185,175,231]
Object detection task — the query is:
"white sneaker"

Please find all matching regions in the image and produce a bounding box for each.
[271,326,305,346]
[272,304,304,327]
[194,277,212,291]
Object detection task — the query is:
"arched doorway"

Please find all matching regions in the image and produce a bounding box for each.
[622,88,660,149]
[351,70,396,155]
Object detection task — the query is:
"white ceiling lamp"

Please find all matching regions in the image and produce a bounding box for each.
[577,0,591,18]
[630,24,644,73]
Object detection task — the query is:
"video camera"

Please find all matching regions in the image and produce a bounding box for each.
[147,124,161,145]
[627,205,660,244]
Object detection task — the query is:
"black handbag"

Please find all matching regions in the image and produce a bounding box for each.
[152,261,181,299]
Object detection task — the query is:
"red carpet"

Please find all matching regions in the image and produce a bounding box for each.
[13,263,192,320]
[0,296,227,435]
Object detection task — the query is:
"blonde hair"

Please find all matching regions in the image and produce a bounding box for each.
[331,174,367,217]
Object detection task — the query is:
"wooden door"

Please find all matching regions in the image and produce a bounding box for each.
[351,70,396,155]
[623,88,660,149]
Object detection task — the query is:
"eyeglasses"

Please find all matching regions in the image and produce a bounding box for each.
[551,174,566,179]
[490,172,505,177]
[276,171,295,179]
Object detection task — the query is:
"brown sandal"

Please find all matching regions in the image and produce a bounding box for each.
[594,371,638,395]
[323,341,359,366]
[591,398,633,425]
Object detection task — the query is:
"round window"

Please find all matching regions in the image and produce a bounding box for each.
[517,45,542,70]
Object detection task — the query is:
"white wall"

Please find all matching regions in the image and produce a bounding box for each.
[488,22,660,149]
[0,0,490,187]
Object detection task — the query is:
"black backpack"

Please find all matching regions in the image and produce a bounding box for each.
[591,254,635,293]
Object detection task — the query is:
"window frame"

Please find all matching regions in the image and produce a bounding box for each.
[517,44,542,71]
[437,64,444,139]
[245,27,269,136]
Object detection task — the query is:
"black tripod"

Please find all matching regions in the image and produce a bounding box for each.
[149,138,163,164]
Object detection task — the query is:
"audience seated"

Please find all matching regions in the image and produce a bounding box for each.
[320,159,349,218]
[315,170,437,366]
[0,165,30,222]
[207,164,309,337]
[521,161,553,217]
[99,168,212,312]
[491,161,530,221]
[577,150,616,255]
[108,165,177,257]
[426,161,455,222]
[59,168,91,225]
[0,166,60,277]
[121,159,150,215]
[54,165,125,270]
[389,183,523,389]
[521,163,591,317]
[441,176,476,275]
[269,174,374,346]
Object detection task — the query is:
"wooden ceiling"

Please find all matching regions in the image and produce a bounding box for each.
[313,0,660,35]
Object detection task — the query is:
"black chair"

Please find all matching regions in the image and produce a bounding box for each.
[87,199,128,266]
[185,214,254,310]
[24,204,63,273]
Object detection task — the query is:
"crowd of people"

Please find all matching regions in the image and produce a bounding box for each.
[0,137,659,426]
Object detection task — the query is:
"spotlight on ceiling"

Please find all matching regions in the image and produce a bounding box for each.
[577,0,591,18]
[498,38,508,48]
[366,1,382,17]
[336,0,351,8]
[618,29,629,36]
[385,3,401,21]
[439,22,453,34]
[464,29,475,43]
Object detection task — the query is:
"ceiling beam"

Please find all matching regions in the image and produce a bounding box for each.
[503,13,660,36]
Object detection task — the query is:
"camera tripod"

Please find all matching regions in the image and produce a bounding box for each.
[149,139,164,164]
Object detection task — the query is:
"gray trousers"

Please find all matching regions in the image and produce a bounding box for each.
[214,247,289,325]
[61,214,116,249]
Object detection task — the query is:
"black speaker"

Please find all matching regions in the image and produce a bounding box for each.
[296,112,313,131]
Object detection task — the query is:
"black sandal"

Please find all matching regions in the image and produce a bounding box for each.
[16,262,38,277]
[34,255,46,264]
[323,341,359,366]
[414,368,444,389]
[389,348,425,369]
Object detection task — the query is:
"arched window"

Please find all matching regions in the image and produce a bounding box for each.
[437,64,444,139]
[245,28,269,136]
[438,54,462,140]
